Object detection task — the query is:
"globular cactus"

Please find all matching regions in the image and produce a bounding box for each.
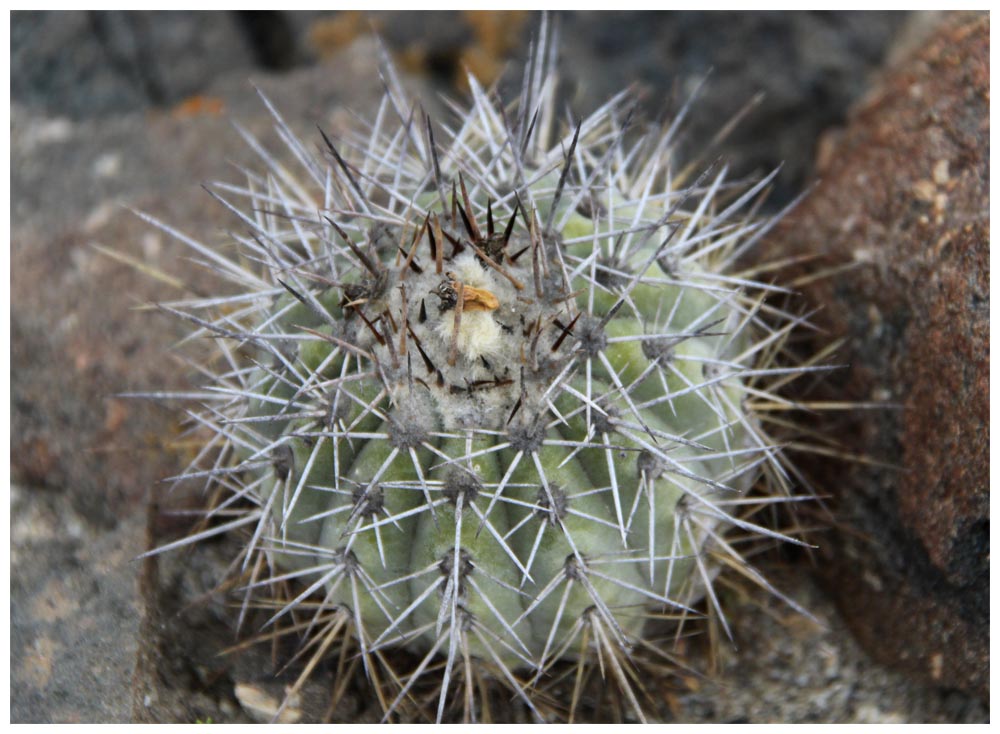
[142,19,823,723]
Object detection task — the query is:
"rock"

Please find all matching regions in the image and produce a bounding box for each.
[759,11,988,700]
[665,566,987,723]
[10,483,147,722]
[554,11,909,207]
[11,10,911,210]
[11,11,255,117]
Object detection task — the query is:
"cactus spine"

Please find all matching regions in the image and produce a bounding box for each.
[142,18,822,723]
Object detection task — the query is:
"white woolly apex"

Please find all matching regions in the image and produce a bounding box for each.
[433,253,503,363]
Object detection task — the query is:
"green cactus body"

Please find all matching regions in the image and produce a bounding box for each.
[149,20,816,722]
[237,180,756,669]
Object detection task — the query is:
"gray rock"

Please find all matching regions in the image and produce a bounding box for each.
[552,11,910,207]
[10,484,146,723]
[11,10,254,117]
[13,10,910,209]
[667,565,988,723]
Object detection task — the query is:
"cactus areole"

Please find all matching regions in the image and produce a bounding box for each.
[147,20,818,722]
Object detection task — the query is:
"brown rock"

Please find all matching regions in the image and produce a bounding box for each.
[761,12,988,700]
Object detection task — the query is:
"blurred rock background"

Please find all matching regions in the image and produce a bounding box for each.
[10,10,988,723]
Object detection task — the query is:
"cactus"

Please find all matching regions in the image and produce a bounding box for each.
[141,19,824,723]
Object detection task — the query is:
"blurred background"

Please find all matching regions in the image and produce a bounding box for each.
[12,10,914,207]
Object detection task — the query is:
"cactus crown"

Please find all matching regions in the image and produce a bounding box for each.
[142,17,822,724]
